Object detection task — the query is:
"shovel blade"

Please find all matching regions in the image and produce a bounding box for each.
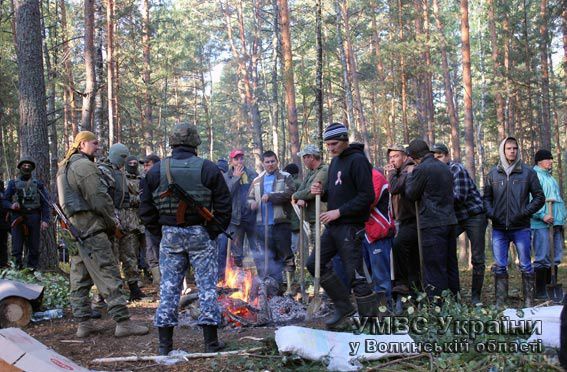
[546,283,564,304]
[306,295,322,321]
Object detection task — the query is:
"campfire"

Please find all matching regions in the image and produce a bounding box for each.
[178,260,327,328]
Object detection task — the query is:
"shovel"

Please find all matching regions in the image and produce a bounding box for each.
[546,200,563,303]
[225,236,232,279]
[299,208,307,303]
[306,194,322,320]
[415,201,426,293]
[264,202,269,279]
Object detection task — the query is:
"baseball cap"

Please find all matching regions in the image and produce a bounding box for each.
[298,144,321,157]
[386,144,407,155]
[229,149,244,159]
[406,139,431,159]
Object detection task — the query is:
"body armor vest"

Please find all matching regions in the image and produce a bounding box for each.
[153,157,212,222]
[56,157,91,217]
[100,163,131,209]
[15,179,41,211]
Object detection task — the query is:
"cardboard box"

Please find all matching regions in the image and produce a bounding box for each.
[0,328,89,371]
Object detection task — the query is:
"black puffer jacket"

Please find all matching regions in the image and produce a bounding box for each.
[405,153,457,229]
[483,161,544,230]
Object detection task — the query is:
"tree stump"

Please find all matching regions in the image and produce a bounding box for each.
[0,297,32,328]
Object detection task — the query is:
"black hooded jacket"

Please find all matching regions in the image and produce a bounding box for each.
[323,143,374,225]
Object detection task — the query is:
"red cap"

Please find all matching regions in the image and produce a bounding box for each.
[229,149,244,159]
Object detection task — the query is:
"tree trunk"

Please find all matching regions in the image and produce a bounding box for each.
[141,0,152,154]
[106,0,117,143]
[398,0,409,144]
[487,0,506,139]
[538,0,551,149]
[270,0,279,155]
[371,2,391,146]
[14,0,58,270]
[94,0,106,146]
[460,0,475,176]
[503,13,513,133]
[432,0,460,160]
[316,0,323,151]
[421,0,435,145]
[60,0,77,140]
[334,1,355,133]
[81,0,95,131]
[521,0,535,147]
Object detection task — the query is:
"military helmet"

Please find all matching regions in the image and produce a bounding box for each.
[169,123,201,148]
[108,143,130,167]
[17,158,36,170]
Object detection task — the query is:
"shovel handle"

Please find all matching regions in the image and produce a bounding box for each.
[264,202,269,278]
[314,195,321,291]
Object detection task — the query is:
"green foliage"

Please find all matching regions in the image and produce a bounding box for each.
[0,265,69,310]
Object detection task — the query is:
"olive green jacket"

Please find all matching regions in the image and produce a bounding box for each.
[292,164,328,224]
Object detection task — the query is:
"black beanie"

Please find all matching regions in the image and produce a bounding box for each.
[406,139,430,159]
[534,149,553,164]
[323,122,349,141]
[283,163,299,175]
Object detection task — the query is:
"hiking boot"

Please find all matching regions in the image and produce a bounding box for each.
[535,268,548,300]
[158,327,174,355]
[114,319,149,337]
[128,281,146,301]
[202,325,225,353]
[151,266,161,286]
[76,319,102,338]
[320,272,355,331]
[522,272,535,308]
[494,273,508,308]
[471,273,484,305]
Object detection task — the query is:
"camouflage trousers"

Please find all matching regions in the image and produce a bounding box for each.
[69,232,130,322]
[154,225,221,327]
[112,231,141,284]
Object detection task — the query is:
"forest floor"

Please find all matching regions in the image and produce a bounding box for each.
[25,265,565,372]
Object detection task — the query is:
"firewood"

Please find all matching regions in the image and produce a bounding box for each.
[0,297,32,328]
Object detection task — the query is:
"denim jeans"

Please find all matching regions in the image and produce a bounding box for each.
[363,237,393,299]
[455,213,487,276]
[532,226,564,269]
[491,228,533,274]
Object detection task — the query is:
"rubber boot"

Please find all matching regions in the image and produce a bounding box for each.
[151,266,161,286]
[494,273,508,308]
[546,267,552,284]
[114,319,150,337]
[158,327,174,355]
[320,272,355,331]
[202,325,225,353]
[128,281,145,301]
[535,268,547,300]
[76,319,102,338]
[355,292,379,317]
[522,272,535,308]
[471,273,484,305]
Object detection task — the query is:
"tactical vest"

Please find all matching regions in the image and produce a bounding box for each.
[56,157,91,217]
[153,157,212,222]
[15,179,41,211]
[101,163,131,209]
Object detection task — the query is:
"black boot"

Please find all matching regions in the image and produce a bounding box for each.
[494,273,508,308]
[471,273,484,305]
[535,268,547,300]
[128,281,145,301]
[320,272,355,331]
[158,327,174,356]
[522,272,535,308]
[202,325,225,353]
[355,292,379,318]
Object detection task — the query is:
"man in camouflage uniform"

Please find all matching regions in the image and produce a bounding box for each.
[3,159,50,269]
[125,155,148,280]
[98,144,145,301]
[57,131,148,338]
[139,123,231,355]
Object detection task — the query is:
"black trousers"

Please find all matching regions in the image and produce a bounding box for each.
[306,223,372,297]
[392,221,420,291]
[11,213,41,268]
[0,229,8,267]
[421,225,459,297]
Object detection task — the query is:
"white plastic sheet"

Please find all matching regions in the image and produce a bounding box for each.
[275,325,417,371]
[502,305,562,348]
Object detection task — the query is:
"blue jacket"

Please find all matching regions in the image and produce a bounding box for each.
[530,165,566,229]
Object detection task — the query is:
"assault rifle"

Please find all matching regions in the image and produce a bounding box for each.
[38,190,84,246]
[159,182,232,240]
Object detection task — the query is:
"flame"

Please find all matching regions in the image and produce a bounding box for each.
[220,261,253,303]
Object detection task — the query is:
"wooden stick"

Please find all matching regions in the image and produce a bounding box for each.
[91,347,264,364]
[365,353,428,371]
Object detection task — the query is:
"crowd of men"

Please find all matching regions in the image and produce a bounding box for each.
[0,123,564,354]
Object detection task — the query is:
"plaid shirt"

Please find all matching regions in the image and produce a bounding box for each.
[448,161,485,222]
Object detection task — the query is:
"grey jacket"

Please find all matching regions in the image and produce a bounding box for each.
[247,169,296,225]
[224,166,258,225]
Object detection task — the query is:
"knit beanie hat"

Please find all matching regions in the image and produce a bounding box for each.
[406,139,431,159]
[323,122,349,141]
[534,149,553,164]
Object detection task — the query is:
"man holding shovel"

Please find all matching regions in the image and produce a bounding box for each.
[307,123,376,331]
[530,149,565,301]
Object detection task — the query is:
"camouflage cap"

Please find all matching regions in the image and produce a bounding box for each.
[298,144,321,157]
[386,144,407,155]
[169,123,201,148]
